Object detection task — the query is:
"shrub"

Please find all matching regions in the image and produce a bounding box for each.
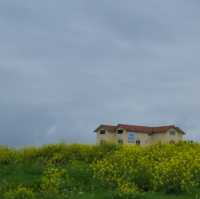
[92,146,151,193]
[41,167,70,194]
[2,142,200,196]
[0,147,18,165]
[92,143,200,194]
[4,186,35,199]
[152,147,200,193]
[66,160,101,192]
[112,192,146,199]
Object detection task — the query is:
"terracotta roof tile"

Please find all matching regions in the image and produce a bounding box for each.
[94,124,185,134]
[117,124,175,134]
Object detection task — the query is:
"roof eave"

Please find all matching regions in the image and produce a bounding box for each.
[171,126,186,135]
[94,124,117,133]
[94,125,103,133]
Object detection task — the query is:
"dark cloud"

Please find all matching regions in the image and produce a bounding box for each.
[0,0,200,146]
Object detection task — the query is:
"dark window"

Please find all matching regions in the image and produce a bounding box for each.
[100,130,106,134]
[118,139,123,144]
[136,140,141,145]
[117,129,124,134]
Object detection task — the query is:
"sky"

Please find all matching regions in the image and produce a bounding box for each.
[0,0,200,146]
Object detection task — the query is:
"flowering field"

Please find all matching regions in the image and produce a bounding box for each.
[0,142,200,199]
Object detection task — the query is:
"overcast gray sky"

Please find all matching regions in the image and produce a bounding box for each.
[0,0,200,146]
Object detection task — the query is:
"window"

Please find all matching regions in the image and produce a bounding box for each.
[100,130,106,134]
[117,129,124,134]
[170,131,176,136]
[128,132,135,143]
[118,139,123,144]
[136,140,141,145]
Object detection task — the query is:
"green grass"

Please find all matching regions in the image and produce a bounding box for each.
[0,162,43,188]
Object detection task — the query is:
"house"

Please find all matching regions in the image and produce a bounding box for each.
[94,124,185,145]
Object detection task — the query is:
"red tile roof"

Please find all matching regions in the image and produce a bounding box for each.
[94,124,185,134]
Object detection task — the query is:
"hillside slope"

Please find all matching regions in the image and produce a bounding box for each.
[0,142,199,199]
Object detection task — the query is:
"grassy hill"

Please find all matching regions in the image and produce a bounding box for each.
[0,142,199,199]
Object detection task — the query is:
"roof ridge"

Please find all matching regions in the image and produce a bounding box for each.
[118,124,175,128]
[94,124,185,134]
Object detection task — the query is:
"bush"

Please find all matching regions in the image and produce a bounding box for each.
[66,160,103,192]
[41,166,70,195]
[92,143,200,194]
[152,146,200,193]
[1,142,200,196]
[112,192,146,199]
[92,145,149,192]
[0,147,18,165]
[4,186,35,199]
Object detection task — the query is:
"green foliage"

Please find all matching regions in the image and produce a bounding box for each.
[0,146,18,165]
[4,186,36,199]
[0,142,200,198]
[92,142,200,194]
[41,167,69,193]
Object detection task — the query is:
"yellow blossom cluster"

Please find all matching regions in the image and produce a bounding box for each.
[92,142,200,194]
